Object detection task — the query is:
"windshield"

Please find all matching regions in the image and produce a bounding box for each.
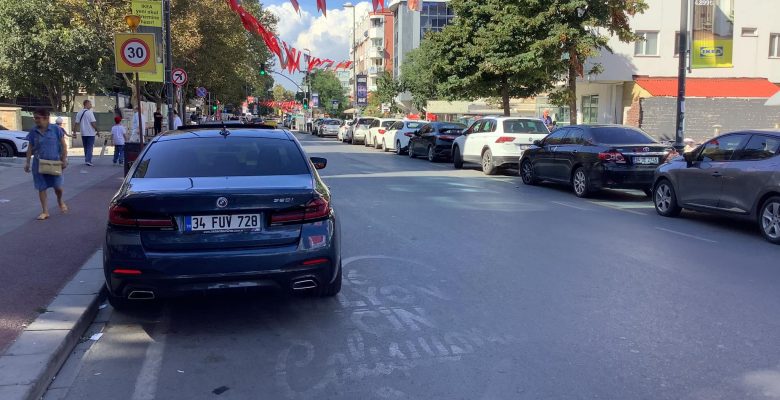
[357,118,374,125]
[438,124,466,132]
[503,119,548,134]
[133,137,309,178]
[381,121,398,128]
[591,127,656,145]
[405,122,424,129]
[324,120,341,125]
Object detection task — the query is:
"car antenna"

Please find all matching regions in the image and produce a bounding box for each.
[219,120,230,138]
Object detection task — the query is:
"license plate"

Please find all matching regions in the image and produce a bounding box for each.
[185,214,261,232]
[633,157,659,165]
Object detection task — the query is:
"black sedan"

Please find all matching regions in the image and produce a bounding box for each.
[520,125,674,197]
[103,126,341,310]
[408,122,466,162]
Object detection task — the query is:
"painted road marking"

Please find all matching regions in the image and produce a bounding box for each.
[552,201,591,211]
[588,200,649,216]
[655,227,718,243]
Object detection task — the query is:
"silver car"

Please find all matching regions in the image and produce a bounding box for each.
[653,130,780,244]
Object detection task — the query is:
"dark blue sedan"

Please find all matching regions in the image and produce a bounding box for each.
[103,126,341,310]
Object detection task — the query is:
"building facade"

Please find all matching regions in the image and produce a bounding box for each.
[388,0,455,79]
[350,11,395,92]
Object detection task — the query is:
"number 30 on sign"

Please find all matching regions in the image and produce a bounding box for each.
[114,33,157,73]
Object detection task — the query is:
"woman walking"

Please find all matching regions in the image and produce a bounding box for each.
[24,108,69,221]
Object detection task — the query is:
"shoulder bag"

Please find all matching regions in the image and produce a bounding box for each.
[35,129,63,176]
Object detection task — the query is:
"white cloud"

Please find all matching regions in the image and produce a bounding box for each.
[266,2,372,89]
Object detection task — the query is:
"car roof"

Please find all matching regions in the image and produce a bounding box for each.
[158,126,293,142]
[724,129,780,136]
[481,117,544,121]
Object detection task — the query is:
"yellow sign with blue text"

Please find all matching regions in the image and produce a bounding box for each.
[114,33,157,73]
[132,0,165,82]
[691,0,734,69]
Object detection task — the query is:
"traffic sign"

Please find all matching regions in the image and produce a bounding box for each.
[196,87,208,97]
[172,68,188,87]
[114,33,156,73]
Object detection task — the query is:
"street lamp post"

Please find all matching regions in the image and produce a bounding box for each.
[344,3,356,117]
[304,48,312,131]
[163,0,175,130]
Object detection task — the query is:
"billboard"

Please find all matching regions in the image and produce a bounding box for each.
[356,74,368,107]
[311,93,320,108]
[691,0,734,68]
[132,0,165,82]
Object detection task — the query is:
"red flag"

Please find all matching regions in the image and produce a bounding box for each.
[408,0,420,11]
[333,61,346,70]
[320,59,334,70]
[289,0,300,13]
[342,61,353,70]
[372,0,385,12]
[226,0,241,12]
[316,0,327,16]
[307,57,322,72]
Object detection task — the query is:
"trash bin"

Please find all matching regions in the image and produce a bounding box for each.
[123,142,144,176]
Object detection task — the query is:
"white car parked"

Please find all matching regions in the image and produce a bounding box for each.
[337,120,354,142]
[389,120,428,155]
[365,118,402,150]
[0,125,30,157]
[451,117,550,175]
[350,117,377,145]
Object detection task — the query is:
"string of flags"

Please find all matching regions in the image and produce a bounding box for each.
[260,100,301,109]
[224,0,356,74]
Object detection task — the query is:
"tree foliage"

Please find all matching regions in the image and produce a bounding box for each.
[272,84,295,101]
[309,70,348,116]
[375,71,401,114]
[399,40,440,112]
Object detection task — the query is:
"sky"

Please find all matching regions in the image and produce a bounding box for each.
[261,0,373,91]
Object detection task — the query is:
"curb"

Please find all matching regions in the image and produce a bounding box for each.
[0,250,106,400]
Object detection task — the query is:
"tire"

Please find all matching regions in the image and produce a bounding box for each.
[481,149,497,175]
[318,264,343,297]
[520,160,538,185]
[653,179,682,217]
[0,142,13,158]
[375,139,382,150]
[759,196,780,244]
[408,143,416,158]
[395,141,403,156]
[427,145,436,162]
[572,167,592,198]
[453,146,463,169]
[383,140,389,152]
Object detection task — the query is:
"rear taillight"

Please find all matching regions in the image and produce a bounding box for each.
[404,132,414,137]
[495,136,515,143]
[438,135,456,140]
[598,151,627,164]
[113,268,142,275]
[108,205,175,228]
[270,197,330,225]
[378,129,386,134]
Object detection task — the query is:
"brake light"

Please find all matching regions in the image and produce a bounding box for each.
[438,135,456,140]
[598,151,627,164]
[495,136,515,143]
[108,205,174,228]
[404,132,414,137]
[113,269,142,275]
[270,197,330,225]
[378,129,386,134]
[302,258,329,266]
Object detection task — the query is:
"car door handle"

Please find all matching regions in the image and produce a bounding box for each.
[711,172,722,177]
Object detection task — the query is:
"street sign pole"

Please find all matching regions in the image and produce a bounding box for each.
[136,72,144,144]
[674,0,690,152]
[164,0,175,130]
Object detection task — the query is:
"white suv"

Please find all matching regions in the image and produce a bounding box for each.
[452,117,549,175]
[0,125,30,157]
[366,118,402,150]
[389,120,427,155]
[350,117,376,145]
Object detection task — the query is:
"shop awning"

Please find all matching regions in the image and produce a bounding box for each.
[635,77,780,98]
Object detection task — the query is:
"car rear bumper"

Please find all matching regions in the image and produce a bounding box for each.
[492,155,520,167]
[597,166,657,189]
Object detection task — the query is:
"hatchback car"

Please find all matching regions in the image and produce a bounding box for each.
[653,130,780,244]
[520,125,674,197]
[453,117,549,175]
[389,120,427,154]
[318,119,342,138]
[408,122,467,162]
[338,120,355,142]
[350,117,376,145]
[365,118,402,150]
[103,126,341,310]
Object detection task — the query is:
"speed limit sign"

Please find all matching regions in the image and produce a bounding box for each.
[172,68,188,87]
[114,33,157,73]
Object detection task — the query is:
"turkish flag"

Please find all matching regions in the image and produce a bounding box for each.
[316,0,327,16]
[289,0,300,13]
[408,0,420,11]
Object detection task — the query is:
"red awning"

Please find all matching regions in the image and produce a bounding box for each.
[634,77,780,98]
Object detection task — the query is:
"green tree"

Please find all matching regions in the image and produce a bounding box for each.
[375,71,400,114]
[529,0,648,124]
[272,84,295,101]
[399,40,439,112]
[309,70,348,116]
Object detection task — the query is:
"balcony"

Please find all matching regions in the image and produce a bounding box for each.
[369,27,383,39]
[368,66,379,75]
[368,46,384,59]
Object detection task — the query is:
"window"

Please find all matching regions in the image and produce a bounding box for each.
[736,135,780,160]
[420,2,455,37]
[569,128,587,145]
[381,120,397,129]
[544,129,570,146]
[699,134,749,162]
[590,127,656,145]
[502,120,548,134]
[674,31,690,57]
[741,27,758,37]
[482,119,497,133]
[370,120,380,128]
[581,95,599,124]
[770,34,780,58]
[406,122,424,130]
[134,138,309,178]
[635,31,659,56]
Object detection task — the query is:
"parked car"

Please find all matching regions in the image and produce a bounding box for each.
[520,125,674,197]
[338,120,355,142]
[318,119,342,137]
[390,120,428,155]
[350,117,377,145]
[452,117,549,175]
[311,118,324,135]
[0,125,29,157]
[408,122,467,162]
[653,130,780,244]
[103,126,341,310]
[365,118,402,150]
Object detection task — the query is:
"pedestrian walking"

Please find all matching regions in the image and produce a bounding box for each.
[153,108,163,135]
[24,108,68,221]
[172,111,183,130]
[75,100,98,166]
[111,116,128,166]
[129,106,147,143]
[55,117,75,139]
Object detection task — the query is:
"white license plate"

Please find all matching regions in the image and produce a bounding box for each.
[185,214,261,232]
[634,157,659,165]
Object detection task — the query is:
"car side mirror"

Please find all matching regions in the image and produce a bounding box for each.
[311,157,327,170]
[683,151,696,165]
[533,140,542,147]
[414,130,421,136]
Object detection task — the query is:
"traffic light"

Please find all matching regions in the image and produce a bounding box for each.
[302,98,309,110]
[259,63,267,76]
[212,105,217,112]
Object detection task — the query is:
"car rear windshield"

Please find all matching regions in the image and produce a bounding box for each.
[503,120,548,134]
[590,127,656,145]
[323,119,341,125]
[358,118,374,125]
[381,121,398,128]
[438,124,466,132]
[405,122,424,129]
[133,137,309,178]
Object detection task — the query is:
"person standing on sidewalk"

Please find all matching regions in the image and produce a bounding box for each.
[24,109,68,221]
[153,108,163,135]
[129,106,147,143]
[111,116,128,165]
[172,111,183,130]
[75,100,98,166]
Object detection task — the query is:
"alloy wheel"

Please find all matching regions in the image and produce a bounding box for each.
[396,141,402,155]
[655,183,672,213]
[573,170,586,196]
[521,161,533,184]
[761,201,780,240]
[428,146,435,162]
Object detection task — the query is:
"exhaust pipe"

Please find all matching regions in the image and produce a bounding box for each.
[292,279,318,291]
[127,290,156,300]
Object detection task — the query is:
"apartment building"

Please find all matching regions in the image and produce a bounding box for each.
[350,11,395,92]
[387,0,455,79]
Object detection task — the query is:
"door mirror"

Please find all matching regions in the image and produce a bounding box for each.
[413,130,421,136]
[683,151,696,165]
[310,157,327,170]
[533,140,542,147]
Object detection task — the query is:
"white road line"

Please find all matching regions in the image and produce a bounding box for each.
[655,227,718,243]
[131,306,170,400]
[588,201,648,216]
[551,201,590,211]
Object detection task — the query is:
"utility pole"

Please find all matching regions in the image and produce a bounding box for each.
[674,0,689,151]
[344,3,357,118]
[163,0,174,130]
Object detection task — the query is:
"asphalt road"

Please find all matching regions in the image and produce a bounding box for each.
[46,132,780,400]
